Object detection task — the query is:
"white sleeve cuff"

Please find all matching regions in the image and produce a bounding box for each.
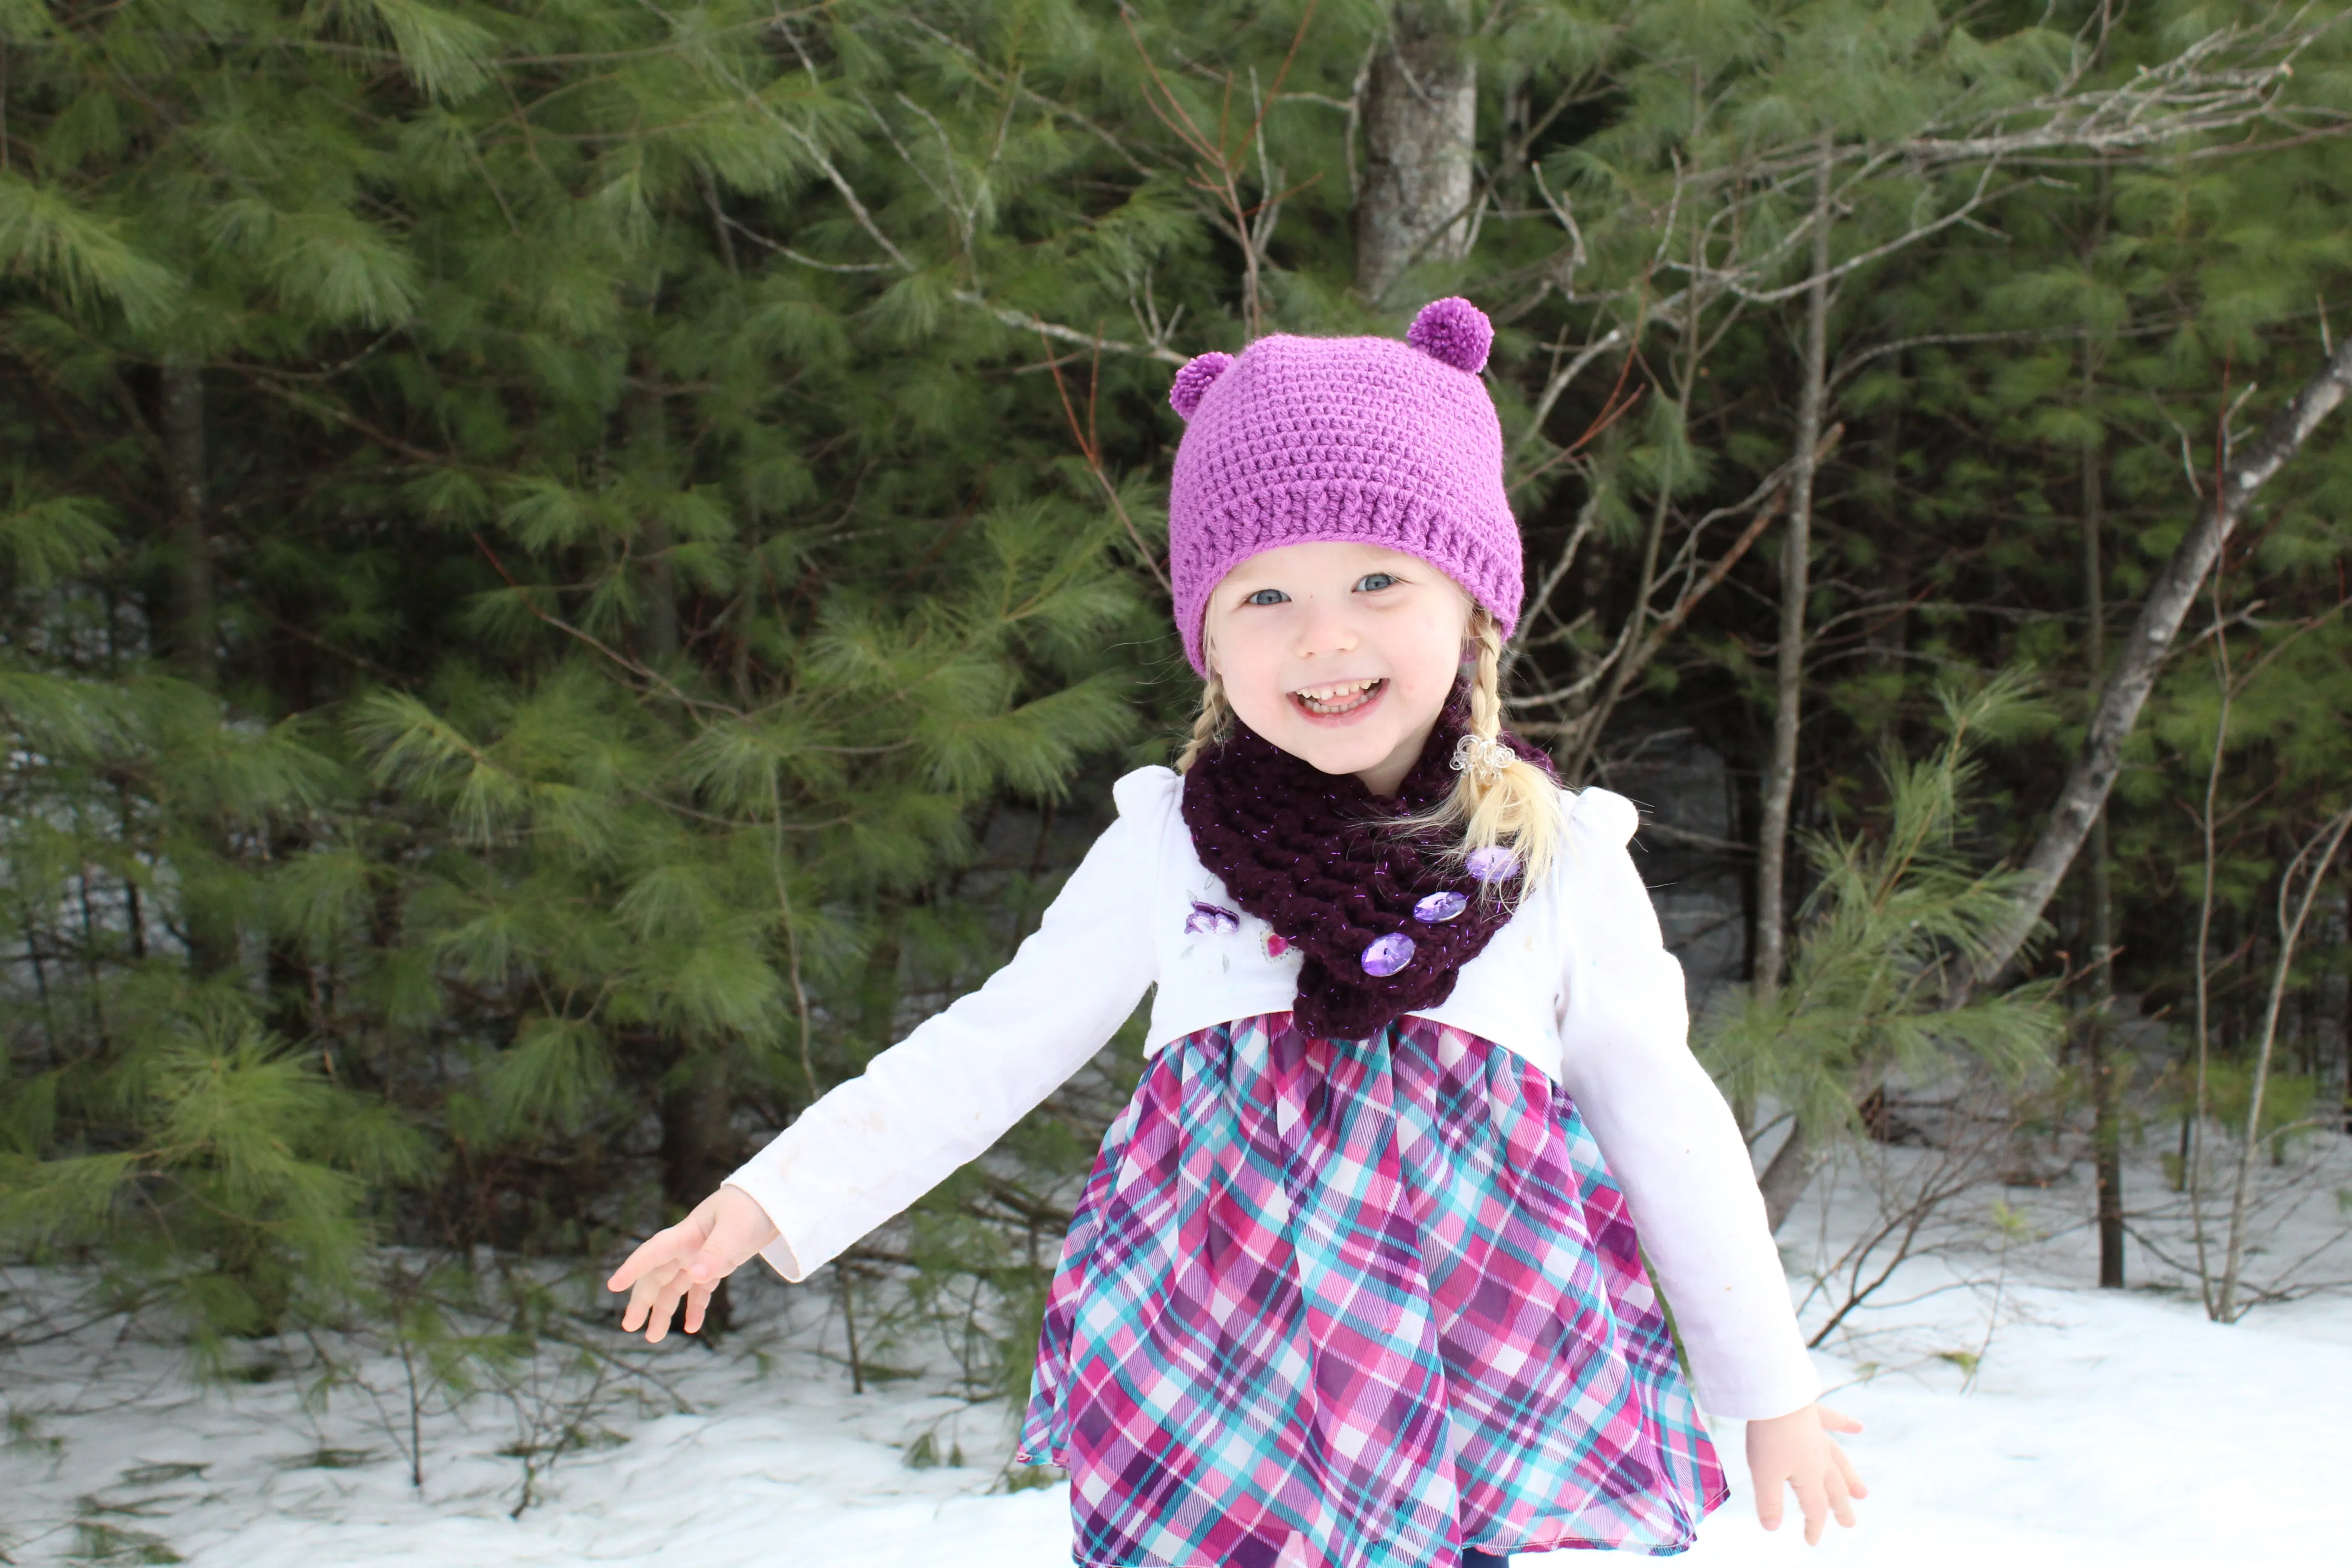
[723,1179,810,1283]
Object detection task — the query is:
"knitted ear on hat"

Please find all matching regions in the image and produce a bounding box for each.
[1168,351,1234,419]
[1405,296,1493,374]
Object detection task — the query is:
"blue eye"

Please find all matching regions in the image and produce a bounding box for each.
[1244,588,1288,606]
[1358,573,1398,591]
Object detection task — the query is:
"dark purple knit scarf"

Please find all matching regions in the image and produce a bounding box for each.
[1180,677,1558,1040]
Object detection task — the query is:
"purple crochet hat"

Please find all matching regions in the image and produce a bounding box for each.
[1165,296,1522,681]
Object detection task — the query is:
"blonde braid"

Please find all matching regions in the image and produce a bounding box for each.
[1383,604,1563,901]
[1467,611,1505,749]
[1175,674,1235,774]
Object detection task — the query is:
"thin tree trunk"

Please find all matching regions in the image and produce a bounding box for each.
[2084,816,2125,1287]
[2188,582,2231,1318]
[2333,888,2352,1133]
[159,356,215,686]
[837,1259,866,1394]
[659,1047,735,1330]
[2217,809,2352,1320]
[658,1050,735,1205]
[2080,319,2126,1289]
[1964,331,2352,995]
[630,354,678,662]
[633,349,707,1322]
[1752,133,1835,1000]
[634,348,705,1323]
[1749,136,1836,1235]
[158,354,238,979]
[1757,1119,1815,1234]
[1353,1,1475,305]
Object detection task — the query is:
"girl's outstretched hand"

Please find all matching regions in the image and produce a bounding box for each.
[607,1184,781,1343]
[1745,1401,1867,1545]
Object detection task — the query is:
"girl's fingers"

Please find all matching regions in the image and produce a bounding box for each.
[608,1232,665,1293]
[619,1265,662,1332]
[607,1191,777,1346]
[1832,1440,1868,1497]
[642,1272,690,1343]
[1817,1403,1863,1434]
[644,1274,687,1338]
[606,1242,654,1295]
[1825,1465,1857,1529]
[1793,1477,1828,1545]
[609,1193,775,1343]
[623,1271,667,1338]
[607,1225,690,1294]
[1753,1471,1787,1531]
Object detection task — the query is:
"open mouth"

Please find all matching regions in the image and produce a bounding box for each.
[1290,677,1385,717]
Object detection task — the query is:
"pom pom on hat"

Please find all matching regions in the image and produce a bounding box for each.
[1169,351,1234,419]
[1406,296,1492,374]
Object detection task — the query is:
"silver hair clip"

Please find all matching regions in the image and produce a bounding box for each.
[1450,732,1515,787]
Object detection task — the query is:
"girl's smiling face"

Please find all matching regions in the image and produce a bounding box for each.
[1200,540,1473,797]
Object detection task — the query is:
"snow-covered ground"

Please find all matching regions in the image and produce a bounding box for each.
[5,1137,2348,1568]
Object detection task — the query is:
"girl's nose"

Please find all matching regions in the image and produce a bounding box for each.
[1290,595,1359,659]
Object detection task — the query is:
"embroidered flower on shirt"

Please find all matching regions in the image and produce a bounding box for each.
[1184,901,1240,936]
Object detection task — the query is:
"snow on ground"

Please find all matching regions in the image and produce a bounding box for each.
[5,1138,2349,1568]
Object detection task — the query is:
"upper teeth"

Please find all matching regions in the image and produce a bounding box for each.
[1297,680,1379,701]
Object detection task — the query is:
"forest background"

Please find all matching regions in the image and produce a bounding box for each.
[3,0,2351,1442]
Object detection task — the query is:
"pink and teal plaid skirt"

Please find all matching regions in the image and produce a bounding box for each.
[1014,1010,1727,1567]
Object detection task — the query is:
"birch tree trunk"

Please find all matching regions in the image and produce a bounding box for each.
[1961,330,2352,997]
[1354,1,1475,305]
[1752,136,1836,1235]
[1752,134,1836,1001]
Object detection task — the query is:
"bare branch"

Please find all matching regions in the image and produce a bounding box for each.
[970,296,1187,365]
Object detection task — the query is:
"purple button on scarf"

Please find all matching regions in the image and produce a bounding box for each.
[1412,891,1467,923]
[1360,931,1416,977]
[1466,846,1521,882]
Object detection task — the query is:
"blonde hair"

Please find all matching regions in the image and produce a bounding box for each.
[1175,603,1563,905]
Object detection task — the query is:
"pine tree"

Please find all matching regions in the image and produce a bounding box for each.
[1,1,2348,1357]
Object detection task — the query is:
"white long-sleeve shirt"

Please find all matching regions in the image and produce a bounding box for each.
[724,765,1821,1421]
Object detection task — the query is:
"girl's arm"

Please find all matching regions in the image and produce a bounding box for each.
[721,769,1166,1284]
[1551,786,1821,1422]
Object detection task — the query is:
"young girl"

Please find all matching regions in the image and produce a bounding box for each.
[608,299,1866,1567]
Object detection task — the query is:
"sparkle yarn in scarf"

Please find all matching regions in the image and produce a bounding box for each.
[1179,680,1556,1039]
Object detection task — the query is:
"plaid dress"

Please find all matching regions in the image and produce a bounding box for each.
[1014,1010,1728,1568]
